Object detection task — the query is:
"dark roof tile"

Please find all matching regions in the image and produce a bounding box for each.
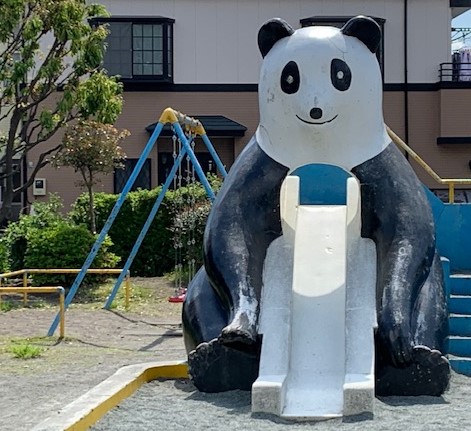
[146,115,247,137]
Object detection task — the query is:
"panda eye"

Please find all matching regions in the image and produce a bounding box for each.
[331,59,351,91]
[280,61,300,94]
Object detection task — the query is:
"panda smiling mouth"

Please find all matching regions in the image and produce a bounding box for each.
[295,114,338,125]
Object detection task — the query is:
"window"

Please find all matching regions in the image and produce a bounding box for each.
[0,163,22,204]
[158,152,218,187]
[300,16,385,72]
[114,159,151,193]
[92,17,174,82]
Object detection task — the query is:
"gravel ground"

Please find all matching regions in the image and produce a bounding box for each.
[0,277,186,431]
[3,277,471,431]
[92,372,471,431]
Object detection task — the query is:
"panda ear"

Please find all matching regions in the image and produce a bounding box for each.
[341,16,381,53]
[258,18,294,58]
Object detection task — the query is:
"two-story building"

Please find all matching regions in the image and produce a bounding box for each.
[24,0,471,211]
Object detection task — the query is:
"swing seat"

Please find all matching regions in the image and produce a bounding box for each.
[168,288,187,303]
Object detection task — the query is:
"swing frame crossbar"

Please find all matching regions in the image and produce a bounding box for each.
[47,108,227,336]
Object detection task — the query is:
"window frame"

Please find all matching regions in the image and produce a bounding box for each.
[91,16,175,83]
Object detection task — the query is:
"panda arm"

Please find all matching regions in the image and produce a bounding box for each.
[203,137,289,330]
[353,143,436,364]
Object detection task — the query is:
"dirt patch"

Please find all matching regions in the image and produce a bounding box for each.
[0,277,187,431]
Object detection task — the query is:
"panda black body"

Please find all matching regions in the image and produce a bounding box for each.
[182,16,450,396]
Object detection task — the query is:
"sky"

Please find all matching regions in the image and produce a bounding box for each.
[452,10,471,50]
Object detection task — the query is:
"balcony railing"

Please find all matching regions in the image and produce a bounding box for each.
[439,62,471,82]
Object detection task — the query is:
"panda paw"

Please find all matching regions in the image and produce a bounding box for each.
[188,338,259,392]
[376,345,450,396]
[412,345,450,375]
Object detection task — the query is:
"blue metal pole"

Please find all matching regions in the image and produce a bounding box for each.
[47,122,165,336]
[200,133,227,178]
[172,122,216,201]
[103,146,188,309]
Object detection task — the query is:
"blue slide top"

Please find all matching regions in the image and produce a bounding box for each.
[291,164,351,205]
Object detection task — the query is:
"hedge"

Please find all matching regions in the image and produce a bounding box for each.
[24,223,120,286]
[70,182,216,277]
[0,196,120,288]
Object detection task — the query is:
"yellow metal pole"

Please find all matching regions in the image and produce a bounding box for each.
[0,287,65,337]
[125,273,130,310]
[449,183,455,204]
[23,271,28,305]
[158,107,178,124]
[387,126,444,184]
[59,288,65,339]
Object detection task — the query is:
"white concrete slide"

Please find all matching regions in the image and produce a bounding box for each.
[252,175,377,419]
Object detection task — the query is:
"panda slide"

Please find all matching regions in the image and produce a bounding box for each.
[252,174,377,419]
[182,14,451,419]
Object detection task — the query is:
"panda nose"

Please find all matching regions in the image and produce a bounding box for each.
[310,108,323,120]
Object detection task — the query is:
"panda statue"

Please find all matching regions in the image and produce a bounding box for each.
[182,15,450,396]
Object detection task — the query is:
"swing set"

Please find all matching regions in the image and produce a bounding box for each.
[47,108,227,336]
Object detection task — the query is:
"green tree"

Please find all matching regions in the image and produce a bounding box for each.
[53,120,128,233]
[0,0,123,224]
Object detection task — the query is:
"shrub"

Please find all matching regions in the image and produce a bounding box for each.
[167,185,212,280]
[0,240,9,273]
[24,223,120,287]
[70,177,221,277]
[2,194,67,271]
[167,175,223,280]
[71,188,174,276]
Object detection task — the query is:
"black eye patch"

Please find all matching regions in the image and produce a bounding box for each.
[280,61,300,94]
[331,59,351,91]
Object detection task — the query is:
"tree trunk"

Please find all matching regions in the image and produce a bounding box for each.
[87,183,96,234]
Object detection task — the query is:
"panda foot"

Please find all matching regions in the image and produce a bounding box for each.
[376,345,450,396]
[188,338,260,392]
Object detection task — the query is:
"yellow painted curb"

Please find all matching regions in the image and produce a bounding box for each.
[33,361,188,431]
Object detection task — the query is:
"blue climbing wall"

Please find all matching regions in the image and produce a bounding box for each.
[425,189,471,272]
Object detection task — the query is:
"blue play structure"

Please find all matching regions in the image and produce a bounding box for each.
[48,108,227,336]
[426,190,471,375]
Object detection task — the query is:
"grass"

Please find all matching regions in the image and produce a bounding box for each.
[8,343,45,359]
[0,296,50,312]
[0,276,180,317]
[0,300,15,312]
[88,280,156,312]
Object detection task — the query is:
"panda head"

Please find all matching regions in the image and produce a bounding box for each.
[256,16,390,171]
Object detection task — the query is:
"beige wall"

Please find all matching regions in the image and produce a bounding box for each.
[30,87,471,212]
[384,89,471,189]
[28,91,259,211]
[95,0,454,85]
[440,89,471,136]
